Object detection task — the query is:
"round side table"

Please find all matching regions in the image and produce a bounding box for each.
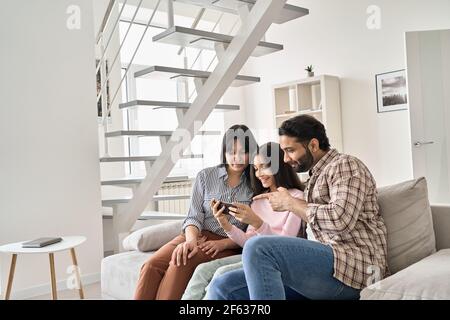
[0,236,86,300]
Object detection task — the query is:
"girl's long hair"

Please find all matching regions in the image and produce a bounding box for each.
[250,142,304,196]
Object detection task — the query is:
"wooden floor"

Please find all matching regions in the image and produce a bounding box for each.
[27,281,103,300]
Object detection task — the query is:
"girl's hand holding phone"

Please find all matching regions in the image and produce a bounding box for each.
[228,203,263,229]
[211,199,233,232]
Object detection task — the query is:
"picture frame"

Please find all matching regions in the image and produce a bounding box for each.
[375,69,408,113]
[96,59,111,118]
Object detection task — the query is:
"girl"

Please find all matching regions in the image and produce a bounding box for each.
[133,125,258,300]
[182,142,306,300]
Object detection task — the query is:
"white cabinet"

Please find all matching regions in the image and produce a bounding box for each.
[273,75,343,152]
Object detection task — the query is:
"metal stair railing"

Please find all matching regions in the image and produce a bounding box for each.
[95,0,303,253]
[97,0,163,157]
[96,0,128,75]
[96,0,243,157]
[96,0,232,252]
[115,0,290,249]
[105,0,162,108]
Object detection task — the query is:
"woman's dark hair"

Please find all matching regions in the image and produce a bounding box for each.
[221,124,258,183]
[250,142,304,196]
[278,115,331,151]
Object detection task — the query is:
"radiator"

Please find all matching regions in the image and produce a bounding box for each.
[152,179,193,214]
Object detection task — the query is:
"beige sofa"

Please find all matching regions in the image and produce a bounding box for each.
[101,178,450,300]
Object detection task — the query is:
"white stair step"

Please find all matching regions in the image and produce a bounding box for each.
[139,211,186,220]
[102,194,190,207]
[174,0,309,24]
[105,130,221,138]
[134,66,260,87]
[119,100,239,111]
[102,211,186,221]
[153,26,283,57]
[101,175,190,186]
[100,154,203,163]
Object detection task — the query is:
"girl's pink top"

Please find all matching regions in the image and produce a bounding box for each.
[226,189,304,247]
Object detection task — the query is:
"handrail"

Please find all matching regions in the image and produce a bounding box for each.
[96,0,229,125]
[96,0,165,158]
[96,0,234,139]
[96,0,129,75]
[96,0,145,100]
[119,17,166,29]
[96,0,117,43]
[106,0,163,119]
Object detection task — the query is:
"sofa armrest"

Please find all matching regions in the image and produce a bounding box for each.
[431,204,450,250]
[123,220,183,252]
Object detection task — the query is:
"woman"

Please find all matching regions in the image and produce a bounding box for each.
[134,124,258,300]
[182,142,306,300]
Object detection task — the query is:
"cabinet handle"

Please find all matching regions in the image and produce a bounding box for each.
[414,141,434,147]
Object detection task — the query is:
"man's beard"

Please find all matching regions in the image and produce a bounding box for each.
[293,148,314,173]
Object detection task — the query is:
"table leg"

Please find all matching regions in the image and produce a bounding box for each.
[49,253,57,300]
[69,248,84,299]
[5,254,17,300]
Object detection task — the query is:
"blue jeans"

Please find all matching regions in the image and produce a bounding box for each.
[206,236,361,300]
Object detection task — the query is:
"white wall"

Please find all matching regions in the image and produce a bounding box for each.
[0,0,103,298]
[239,0,450,187]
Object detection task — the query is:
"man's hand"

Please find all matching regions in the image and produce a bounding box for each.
[199,240,228,258]
[253,187,294,212]
[253,187,308,220]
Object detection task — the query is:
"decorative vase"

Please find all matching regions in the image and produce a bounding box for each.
[308,71,315,77]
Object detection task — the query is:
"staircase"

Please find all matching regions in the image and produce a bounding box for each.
[96,0,309,253]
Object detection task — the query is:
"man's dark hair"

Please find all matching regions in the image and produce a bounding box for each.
[278,115,331,151]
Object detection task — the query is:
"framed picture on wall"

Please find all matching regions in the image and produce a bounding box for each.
[375,69,408,113]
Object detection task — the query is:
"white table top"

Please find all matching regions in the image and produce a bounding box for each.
[0,236,86,254]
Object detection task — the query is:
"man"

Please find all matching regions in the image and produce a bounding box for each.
[207,115,388,300]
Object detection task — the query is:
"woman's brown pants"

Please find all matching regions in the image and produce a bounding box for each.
[134,230,241,300]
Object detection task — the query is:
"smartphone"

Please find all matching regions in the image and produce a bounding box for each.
[214,200,235,215]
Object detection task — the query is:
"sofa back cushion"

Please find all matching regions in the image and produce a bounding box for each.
[377,177,436,274]
[123,220,183,252]
[361,249,450,300]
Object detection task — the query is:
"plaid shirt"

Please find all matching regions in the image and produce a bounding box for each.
[305,149,388,290]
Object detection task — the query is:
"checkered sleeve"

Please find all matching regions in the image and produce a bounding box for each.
[306,158,367,234]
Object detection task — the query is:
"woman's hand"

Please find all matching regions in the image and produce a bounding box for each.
[229,203,263,229]
[170,237,205,267]
[211,199,232,232]
[199,239,228,258]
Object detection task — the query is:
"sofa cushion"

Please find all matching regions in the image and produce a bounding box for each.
[101,250,153,300]
[122,220,183,252]
[377,177,436,274]
[361,249,450,299]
